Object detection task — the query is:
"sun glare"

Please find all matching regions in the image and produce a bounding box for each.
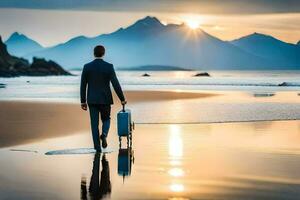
[186,20,200,30]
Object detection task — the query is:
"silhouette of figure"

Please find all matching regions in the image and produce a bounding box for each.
[81,153,111,200]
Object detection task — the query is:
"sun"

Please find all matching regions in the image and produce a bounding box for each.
[186,19,200,30]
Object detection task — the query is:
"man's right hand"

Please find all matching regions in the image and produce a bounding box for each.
[121,100,127,105]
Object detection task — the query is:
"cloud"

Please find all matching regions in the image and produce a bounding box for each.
[0,0,299,14]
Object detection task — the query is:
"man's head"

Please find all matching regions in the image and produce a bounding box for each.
[94,45,105,58]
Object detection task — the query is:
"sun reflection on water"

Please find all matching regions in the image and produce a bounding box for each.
[168,168,184,177]
[168,125,185,193]
[170,160,181,166]
[170,183,185,192]
[169,125,183,158]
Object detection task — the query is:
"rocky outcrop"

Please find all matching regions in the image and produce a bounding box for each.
[142,73,151,77]
[0,36,71,77]
[278,82,288,86]
[194,72,210,77]
[28,57,71,76]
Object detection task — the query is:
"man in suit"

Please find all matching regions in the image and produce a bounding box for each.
[80,45,126,152]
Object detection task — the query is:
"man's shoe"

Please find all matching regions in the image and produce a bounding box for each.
[101,135,108,148]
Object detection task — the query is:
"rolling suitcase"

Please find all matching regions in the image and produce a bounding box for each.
[117,104,134,147]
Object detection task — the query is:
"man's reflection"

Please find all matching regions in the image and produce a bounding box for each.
[81,153,111,200]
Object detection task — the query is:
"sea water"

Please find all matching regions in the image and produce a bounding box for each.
[0,70,300,123]
[0,70,300,101]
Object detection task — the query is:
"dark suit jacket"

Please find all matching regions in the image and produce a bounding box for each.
[80,59,125,104]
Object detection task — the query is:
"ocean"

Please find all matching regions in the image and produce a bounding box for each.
[0,70,299,123]
[0,70,300,101]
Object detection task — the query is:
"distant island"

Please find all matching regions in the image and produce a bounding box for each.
[0,36,71,77]
[194,72,210,77]
[118,65,192,71]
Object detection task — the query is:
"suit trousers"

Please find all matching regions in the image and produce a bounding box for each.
[88,104,111,150]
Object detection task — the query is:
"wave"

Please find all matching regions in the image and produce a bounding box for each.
[45,147,115,155]
[1,72,300,89]
[122,79,300,87]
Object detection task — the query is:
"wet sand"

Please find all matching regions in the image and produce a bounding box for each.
[1,121,300,199]
[0,90,300,199]
[0,90,214,148]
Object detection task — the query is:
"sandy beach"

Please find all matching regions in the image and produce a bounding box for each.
[1,2,300,198]
[1,90,300,199]
[0,91,213,148]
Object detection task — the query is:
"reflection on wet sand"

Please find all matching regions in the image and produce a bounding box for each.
[81,153,111,200]
[168,125,185,195]
[118,148,134,181]
[1,120,300,199]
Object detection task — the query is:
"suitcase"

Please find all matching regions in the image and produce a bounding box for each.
[117,104,134,147]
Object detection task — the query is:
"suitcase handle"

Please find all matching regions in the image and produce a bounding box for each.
[122,104,125,112]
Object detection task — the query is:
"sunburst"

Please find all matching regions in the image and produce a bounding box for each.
[186,19,200,30]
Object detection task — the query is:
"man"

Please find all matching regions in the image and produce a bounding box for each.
[80,45,126,152]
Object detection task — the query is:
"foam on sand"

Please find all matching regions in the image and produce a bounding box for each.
[10,149,38,153]
[45,147,115,155]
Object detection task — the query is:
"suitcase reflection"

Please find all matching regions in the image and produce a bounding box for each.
[118,147,134,180]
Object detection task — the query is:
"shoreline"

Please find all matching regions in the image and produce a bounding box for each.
[1,89,300,148]
[0,90,217,148]
[1,102,300,149]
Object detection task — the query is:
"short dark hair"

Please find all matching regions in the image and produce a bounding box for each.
[94,45,105,57]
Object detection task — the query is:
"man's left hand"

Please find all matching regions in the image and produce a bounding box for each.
[81,103,87,111]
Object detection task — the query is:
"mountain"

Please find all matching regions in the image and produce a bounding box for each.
[231,33,300,69]
[25,16,299,70]
[5,32,44,57]
[0,36,70,77]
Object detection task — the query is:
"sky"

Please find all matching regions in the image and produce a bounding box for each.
[0,0,299,46]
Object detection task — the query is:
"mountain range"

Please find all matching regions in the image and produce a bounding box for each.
[5,16,300,70]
